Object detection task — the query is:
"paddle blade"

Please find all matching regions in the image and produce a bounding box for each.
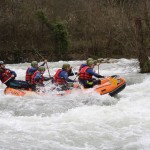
[109,78,118,86]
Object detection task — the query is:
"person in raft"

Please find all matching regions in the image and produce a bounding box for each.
[25,60,47,84]
[78,60,105,88]
[53,63,77,90]
[31,66,51,91]
[0,61,30,89]
[78,57,94,72]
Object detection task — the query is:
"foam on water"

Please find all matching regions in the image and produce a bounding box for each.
[0,59,150,150]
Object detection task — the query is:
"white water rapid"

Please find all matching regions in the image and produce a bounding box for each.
[0,59,150,150]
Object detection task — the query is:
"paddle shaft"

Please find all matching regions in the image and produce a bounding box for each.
[98,65,100,75]
[33,49,51,78]
[71,68,78,81]
[46,62,51,78]
[3,76,12,84]
[33,48,45,60]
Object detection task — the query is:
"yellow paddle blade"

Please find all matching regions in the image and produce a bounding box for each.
[109,78,118,86]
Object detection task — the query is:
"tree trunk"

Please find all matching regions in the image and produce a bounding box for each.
[135,18,150,73]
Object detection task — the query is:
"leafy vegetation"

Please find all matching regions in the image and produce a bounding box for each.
[0,0,149,68]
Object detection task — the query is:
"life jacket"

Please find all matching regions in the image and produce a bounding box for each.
[79,66,92,80]
[31,71,44,85]
[0,69,12,83]
[79,64,87,72]
[54,69,66,85]
[25,67,33,82]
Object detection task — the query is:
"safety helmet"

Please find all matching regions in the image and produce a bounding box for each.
[38,66,45,71]
[87,60,95,66]
[86,58,93,64]
[0,61,4,65]
[62,63,70,70]
[31,61,38,67]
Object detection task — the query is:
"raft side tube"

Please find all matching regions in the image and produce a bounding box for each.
[109,83,126,96]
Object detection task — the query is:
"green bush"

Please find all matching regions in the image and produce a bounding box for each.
[36,10,70,59]
[51,21,70,58]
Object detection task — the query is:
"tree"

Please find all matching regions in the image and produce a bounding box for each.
[135,18,150,73]
[36,10,70,60]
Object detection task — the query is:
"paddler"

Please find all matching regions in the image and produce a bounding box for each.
[78,57,94,72]
[78,60,105,88]
[25,60,47,84]
[31,66,51,91]
[53,63,77,90]
[0,61,30,89]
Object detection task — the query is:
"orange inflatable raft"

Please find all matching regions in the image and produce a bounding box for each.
[94,75,126,96]
[4,87,38,97]
[4,75,126,97]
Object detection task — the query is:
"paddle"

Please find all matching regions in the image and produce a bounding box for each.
[33,48,51,78]
[96,59,118,86]
[70,68,81,89]
[3,76,13,84]
[71,68,78,81]
[98,64,100,75]
[45,62,51,78]
[96,59,101,75]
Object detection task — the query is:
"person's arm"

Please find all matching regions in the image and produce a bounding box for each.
[34,72,42,82]
[39,60,47,67]
[8,69,17,77]
[68,69,74,76]
[44,77,52,81]
[60,71,75,82]
[68,69,78,76]
[39,62,45,67]
[28,67,37,74]
[87,68,105,78]
[34,73,45,86]
[66,78,75,82]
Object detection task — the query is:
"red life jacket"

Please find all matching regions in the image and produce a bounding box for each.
[79,66,92,80]
[0,69,12,83]
[25,67,33,82]
[31,71,44,85]
[54,69,66,85]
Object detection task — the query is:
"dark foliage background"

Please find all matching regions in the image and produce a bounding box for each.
[0,0,150,63]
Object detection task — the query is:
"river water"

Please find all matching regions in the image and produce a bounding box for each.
[0,59,150,150]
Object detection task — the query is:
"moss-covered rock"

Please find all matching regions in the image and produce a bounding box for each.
[141,60,150,73]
